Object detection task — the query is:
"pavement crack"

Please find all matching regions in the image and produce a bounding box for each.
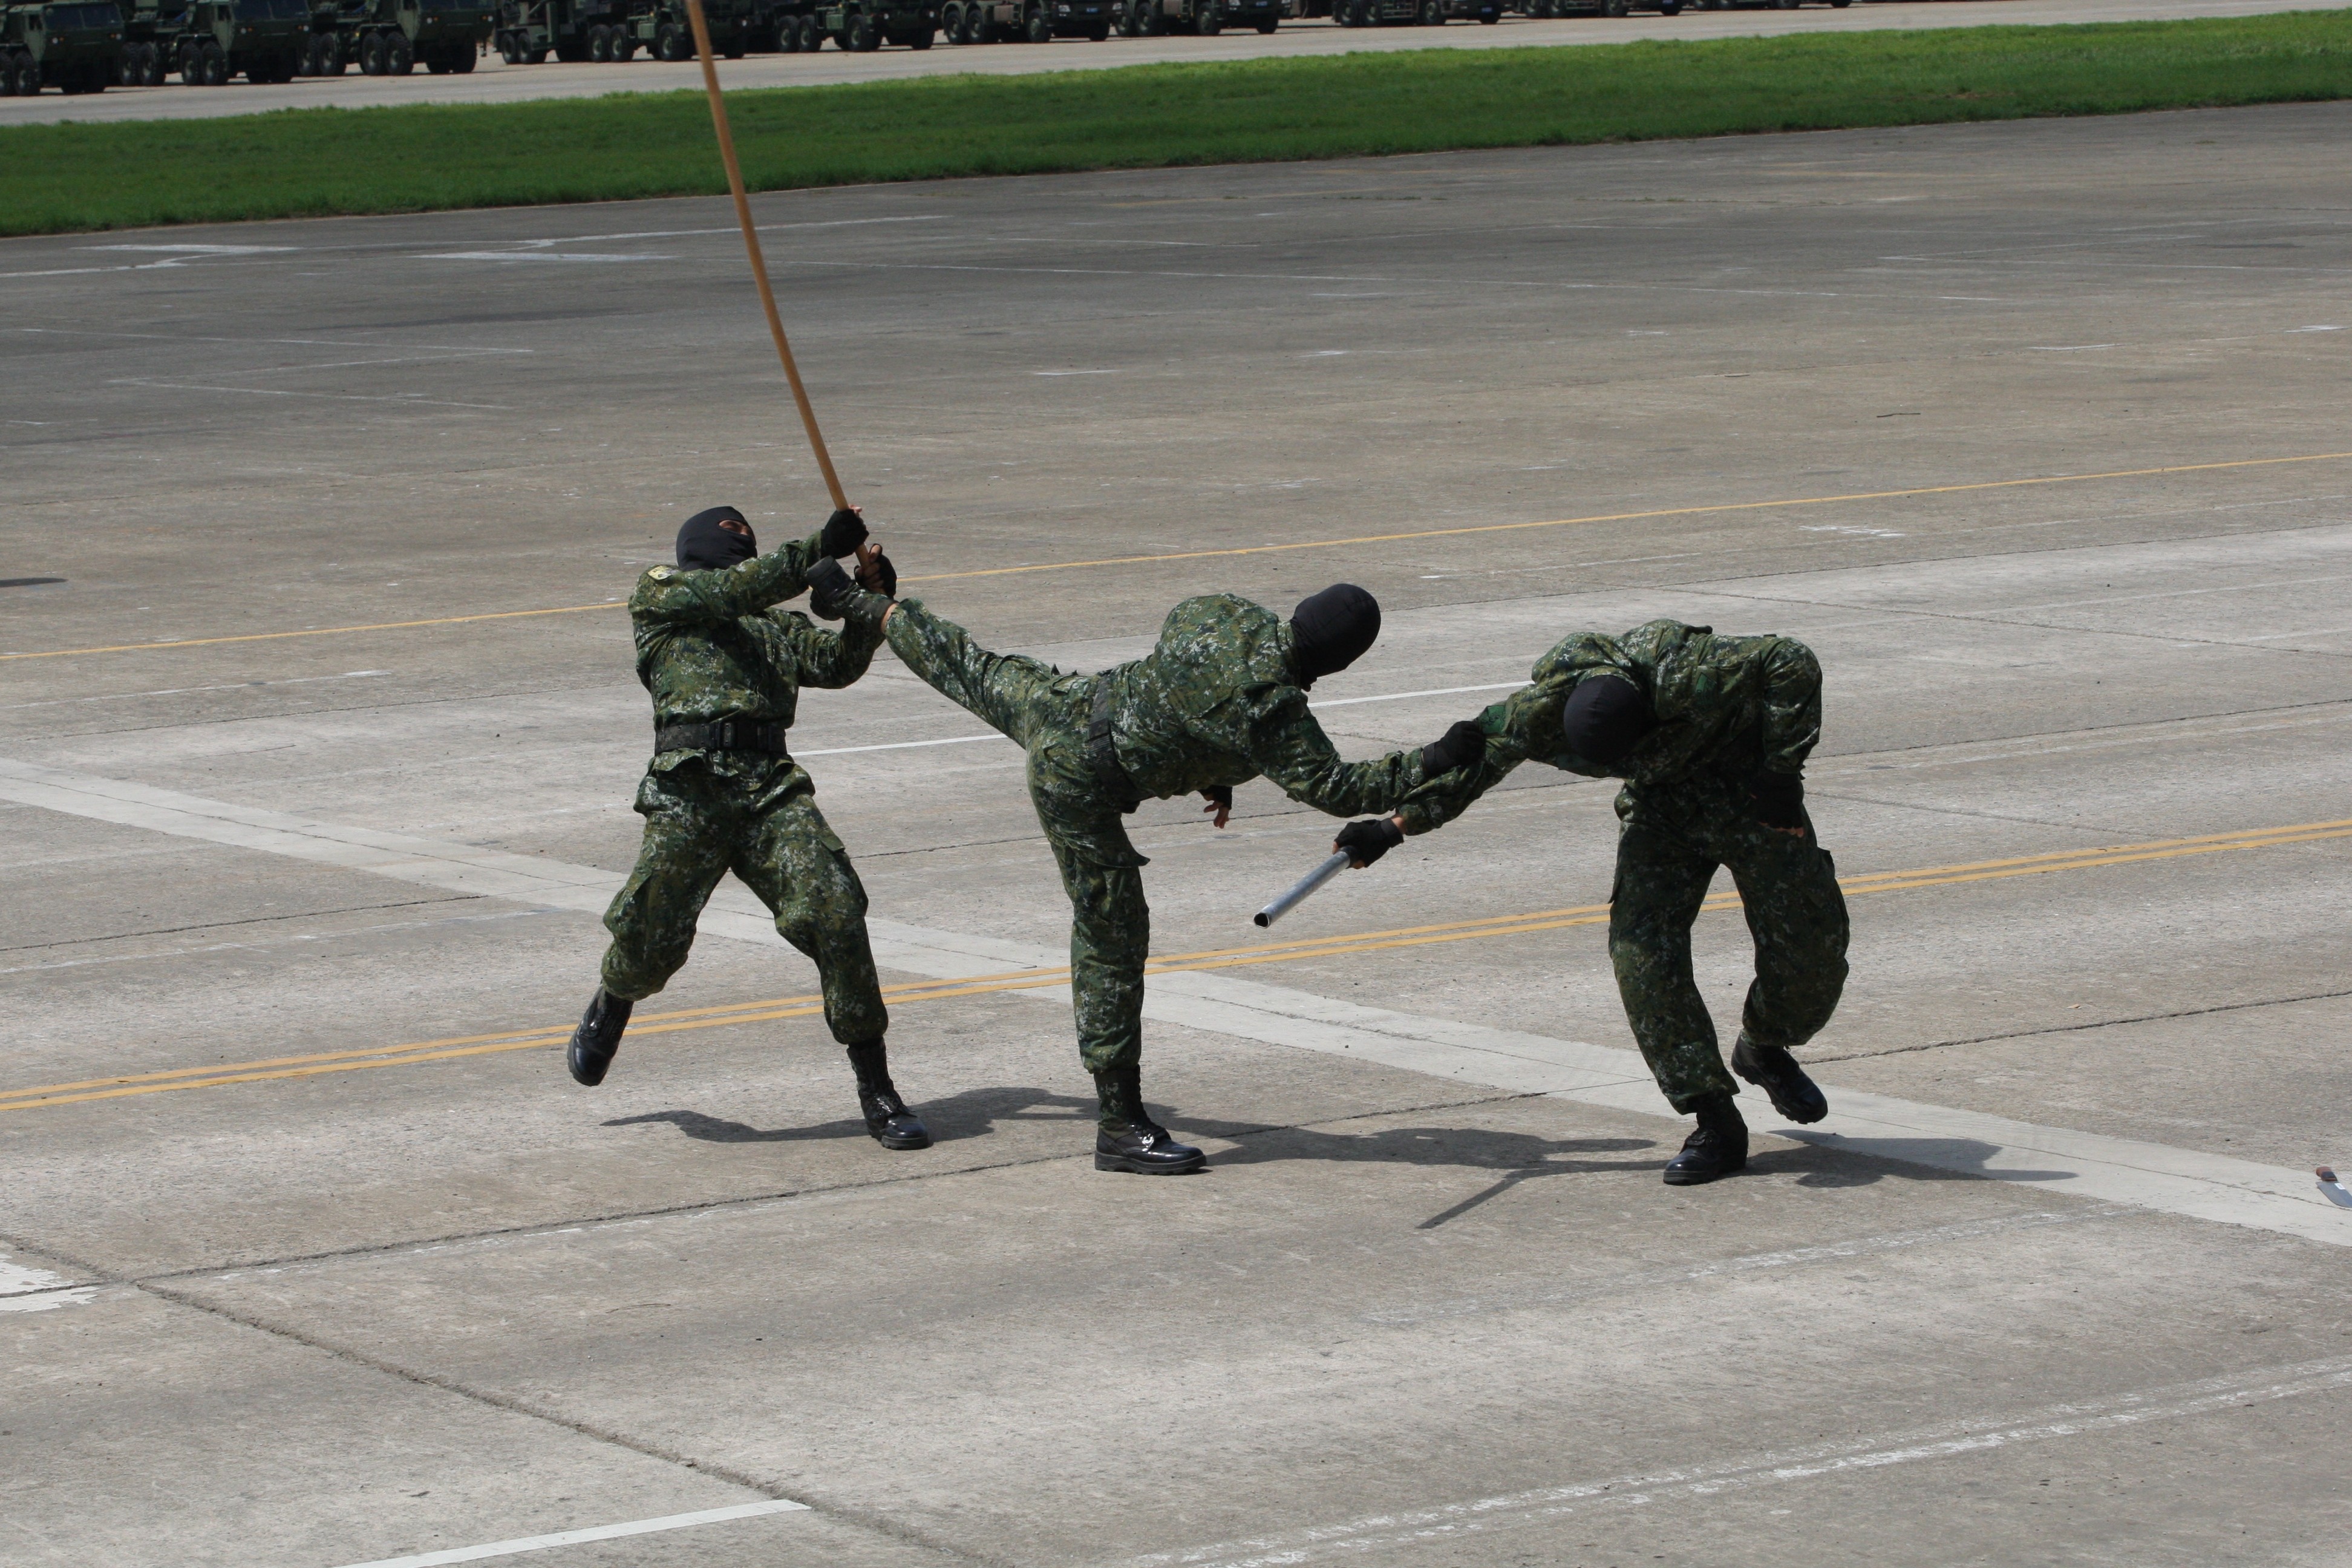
[126,1276,1007,1568]
[1811,985,2352,1063]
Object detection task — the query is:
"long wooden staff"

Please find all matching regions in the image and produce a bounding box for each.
[684,0,851,512]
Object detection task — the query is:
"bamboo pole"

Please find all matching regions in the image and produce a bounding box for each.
[684,0,851,512]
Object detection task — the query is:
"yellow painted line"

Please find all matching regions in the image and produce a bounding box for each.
[11,450,2351,662]
[8,817,2349,1116]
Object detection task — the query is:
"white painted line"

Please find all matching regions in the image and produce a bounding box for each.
[795,681,1527,757]
[330,1499,808,1568]
[797,732,1003,757]
[5,759,2343,1248]
[1123,1356,2352,1568]
[1309,681,1523,709]
[0,1254,98,1313]
[417,252,671,264]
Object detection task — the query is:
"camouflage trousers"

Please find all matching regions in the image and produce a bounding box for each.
[887,602,1149,1111]
[599,754,888,1047]
[1607,785,1849,1114]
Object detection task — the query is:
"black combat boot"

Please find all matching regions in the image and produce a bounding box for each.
[1662,1092,1748,1186]
[845,1039,931,1150]
[1093,1062,1205,1175]
[567,987,632,1086]
[1731,1034,1829,1125]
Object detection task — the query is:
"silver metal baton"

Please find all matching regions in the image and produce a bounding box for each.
[1255,851,1353,928]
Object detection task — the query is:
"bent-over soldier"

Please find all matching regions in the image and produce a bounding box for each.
[566,505,933,1151]
[804,564,1483,1175]
[1387,619,1848,1185]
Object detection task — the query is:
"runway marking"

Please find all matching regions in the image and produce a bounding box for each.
[11,448,2352,661]
[5,817,2345,1114]
[4,759,2339,1246]
[1121,1356,2352,1568]
[794,682,1527,756]
[328,1499,808,1568]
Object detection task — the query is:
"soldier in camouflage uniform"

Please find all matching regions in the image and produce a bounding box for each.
[803,567,1483,1175]
[566,505,933,1152]
[1395,619,1847,1184]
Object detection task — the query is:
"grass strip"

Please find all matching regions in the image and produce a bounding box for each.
[4,11,2351,236]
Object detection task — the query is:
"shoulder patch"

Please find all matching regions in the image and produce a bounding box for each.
[648,566,676,580]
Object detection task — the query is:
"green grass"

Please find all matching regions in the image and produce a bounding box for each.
[6,11,2352,235]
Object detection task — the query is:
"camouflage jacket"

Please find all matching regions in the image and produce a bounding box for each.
[1400,619,1821,832]
[629,529,883,767]
[1096,593,1429,815]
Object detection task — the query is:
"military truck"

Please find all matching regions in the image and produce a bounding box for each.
[1109,0,1268,33]
[810,0,928,48]
[0,0,122,93]
[299,0,488,75]
[614,0,762,61]
[942,0,1093,41]
[493,0,625,60]
[116,0,305,82]
[1327,0,1495,24]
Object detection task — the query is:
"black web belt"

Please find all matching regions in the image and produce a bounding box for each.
[1086,681,1143,812]
[654,719,791,756]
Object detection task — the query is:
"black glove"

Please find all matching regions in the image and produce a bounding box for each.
[819,508,867,559]
[1419,719,1485,777]
[1334,816,1404,869]
[1746,769,1806,831]
[806,556,854,621]
[855,547,897,599]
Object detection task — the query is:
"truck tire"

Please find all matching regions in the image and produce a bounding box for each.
[1601,0,1626,13]
[454,41,476,68]
[1,54,25,96]
[1021,5,1048,39]
[358,30,384,70]
[387,31,412,70]
[1194,0,1220,31]
[910,22,935,44]
[1086,19,1105,36]
[1253,13,1274,28]
[587,24,610,58]
[1656,0,1679,10]
[846,11,878,46]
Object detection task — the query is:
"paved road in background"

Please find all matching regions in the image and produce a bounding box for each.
[2,0,2345,125]
[7,103,2352,1568]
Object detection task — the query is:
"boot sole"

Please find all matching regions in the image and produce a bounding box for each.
[567,1046,614,1088]
[1733,1060,1828,1125]
[870,1129,933,1151]
[1662,1159,1746,1186]
[1093,1151,1206,1175]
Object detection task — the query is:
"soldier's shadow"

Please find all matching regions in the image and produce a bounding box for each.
[1159,1119,1661,1229]
[604,1085,1098,1146]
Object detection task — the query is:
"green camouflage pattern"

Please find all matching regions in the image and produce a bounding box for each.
[595,528,887,1044]
[1399,620,1846,1112]
[884,596,1426,1117]
[629,528,884,745]
[600,757,887,1044]
[1397,619,1821,834]
[1609,791,1847,1112]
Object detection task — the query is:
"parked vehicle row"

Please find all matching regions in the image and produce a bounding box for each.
[0,0,1889,93]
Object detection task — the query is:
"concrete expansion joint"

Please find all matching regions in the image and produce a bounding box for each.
[1802,788,2152,838]
[1806,982,2352,1065]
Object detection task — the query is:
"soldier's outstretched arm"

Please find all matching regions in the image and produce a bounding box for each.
[1239,689,1432,818]
[632,512,867,626]
[777,609,886,690]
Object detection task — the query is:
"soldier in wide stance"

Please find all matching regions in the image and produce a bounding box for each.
[1388,619,1848,1186]
[566,505,933,1151]
[805,562,1482,1175]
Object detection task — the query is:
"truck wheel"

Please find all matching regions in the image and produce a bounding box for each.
[589,24,611,58]
[1,54,24,96]
[910,23,935,45]
[1194,0,1220,31]
[386,31,413,70]
[356,30,382,71]
[1018,6,1045,39]
[1416,0,1440,21]
[1601,0,1626,13]
[454,41,476,68]
[1086,19,1105,36]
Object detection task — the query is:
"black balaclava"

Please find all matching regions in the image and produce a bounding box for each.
[1290,584,1380,688]
[1561,674,1656,766]
[676,506,757,572]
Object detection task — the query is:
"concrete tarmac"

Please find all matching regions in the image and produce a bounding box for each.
[5,104,2352,1566]
[0,0,2344,126]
